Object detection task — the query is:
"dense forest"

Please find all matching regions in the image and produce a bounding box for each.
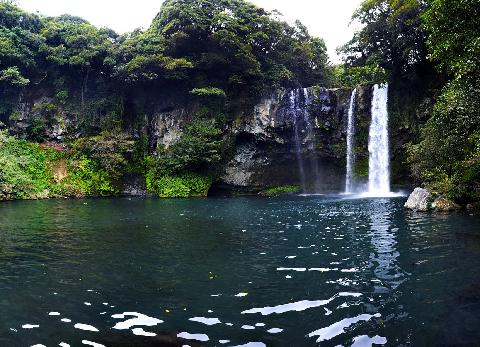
[0,0,330,199]
[0,0,479,205]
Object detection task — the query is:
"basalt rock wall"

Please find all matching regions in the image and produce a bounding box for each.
[5,84,415,195]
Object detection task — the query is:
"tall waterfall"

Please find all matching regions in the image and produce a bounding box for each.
[288,88,320,193]
[368,84,390,195]
[345,88,357,194]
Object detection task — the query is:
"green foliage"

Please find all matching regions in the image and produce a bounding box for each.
[407,77,480,201]
[144,118,223,198]
[354,158,369,178]
[0,130,118,200]
[331,65,387,88]
[0,0,331,128]
[339,0,429,80]
[259,185,301,196]
[26,115,47,142]
[0,66,29,86]
[146,172,213,198]
[0,130,50,199]
[39,15,115,71]
[64,155,116,196]
[402,0,480,203]
[26,102,59,142]
[71,130,135,180]
[190,87,226,99]
[423,0,480,79]
[156,118,224,174]
[145,0,329,106]
[114,29,193,84]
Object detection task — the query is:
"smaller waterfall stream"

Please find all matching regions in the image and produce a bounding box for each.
[289,88,321,193]
[291,91,307,192]
[367,84,390,195]
[345,88,357,193]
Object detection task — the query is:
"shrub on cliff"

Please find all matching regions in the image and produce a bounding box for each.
[145,118,223,197]
[146,173,213,198]
[71,130,136,180]
[0,130,51,199]
[155,118,224,174]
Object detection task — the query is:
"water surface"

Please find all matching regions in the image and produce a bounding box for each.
[1,196,480,346]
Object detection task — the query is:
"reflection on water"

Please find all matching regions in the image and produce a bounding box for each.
[367,199,405,289]
[0,196,480,346]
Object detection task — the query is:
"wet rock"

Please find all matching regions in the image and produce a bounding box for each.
[122,174,149,196]
[432,197,461,212]
[222,142,257,187]
[0,184,14,201]
[151,109,185,149]
[404,187,431,211]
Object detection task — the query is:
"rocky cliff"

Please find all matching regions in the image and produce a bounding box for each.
[4,83,414,197]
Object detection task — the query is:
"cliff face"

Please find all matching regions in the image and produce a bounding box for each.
[217,87,352,193]
[4,84,414,196]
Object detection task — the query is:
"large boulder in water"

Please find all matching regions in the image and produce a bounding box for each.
[405,187,431,211]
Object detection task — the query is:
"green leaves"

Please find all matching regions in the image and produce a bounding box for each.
[407,77,480,201]
[340,0,428,79]
[156,118,224,175]
[0,130,50,199]
[0,66,29,86]
[146,173,213,198]
[190,87,226,98]
[144,118,223,197]
[39,17,115,71]
[423,0,480,78]
[331,65,387,88]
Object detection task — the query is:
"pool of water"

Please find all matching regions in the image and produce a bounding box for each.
[1,196,480,346]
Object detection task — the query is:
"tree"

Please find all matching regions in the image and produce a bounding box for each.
[142,0,329,105]
[407,0,480,202]
[339,0,429,80]
[422,0,480,78]
[39,15,116,107]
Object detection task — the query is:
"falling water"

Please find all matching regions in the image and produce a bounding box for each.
[289,88,321,193]
[368,84,390,195]
[345,88,357,194]
[303,88,321,192]
[291,90,307,192]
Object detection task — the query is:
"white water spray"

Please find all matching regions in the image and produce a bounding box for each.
[367,84,390,195]
[345,88,357,194]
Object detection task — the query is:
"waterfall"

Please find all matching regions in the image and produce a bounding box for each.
[289,88,320,193]
[291,90,307,192]
[345,88,357,194]
[303,88,321,192]
[368,84,390,195]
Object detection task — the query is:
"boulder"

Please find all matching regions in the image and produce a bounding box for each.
[432,197,461,211]
[404,187,431,211]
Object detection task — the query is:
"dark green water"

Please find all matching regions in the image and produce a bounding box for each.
[1,196,480,347]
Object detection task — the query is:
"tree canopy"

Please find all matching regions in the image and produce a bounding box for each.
[339,0,429,80]
[0,0,331,121]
